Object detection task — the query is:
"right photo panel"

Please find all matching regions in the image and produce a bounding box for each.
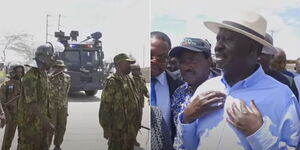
[150,0,300,149]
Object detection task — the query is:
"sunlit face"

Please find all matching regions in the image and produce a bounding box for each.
[151,38,169,77]
[214,28,255,74]
[178,50,211,86]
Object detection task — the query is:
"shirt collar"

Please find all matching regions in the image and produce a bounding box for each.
[155,71,167,86]
[221,64,265,90]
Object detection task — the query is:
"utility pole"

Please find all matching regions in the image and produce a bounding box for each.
[143,45,145,68]
[58,14,61,31]
[46,14,50,42]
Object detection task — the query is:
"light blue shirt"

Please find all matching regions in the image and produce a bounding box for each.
[180,65,300,150]
[155,71,172,130]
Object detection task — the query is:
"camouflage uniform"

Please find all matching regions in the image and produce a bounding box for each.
[132,75,149,108]
[17,67,50,150]
[132,75,149,141]
[0,78,21,150]
[99,73,141,150]
[48,72,71,147]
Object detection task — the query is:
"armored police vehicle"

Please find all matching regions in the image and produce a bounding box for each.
[55,30,109,96]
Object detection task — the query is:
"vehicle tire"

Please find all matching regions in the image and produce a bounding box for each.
[85,90,97,96]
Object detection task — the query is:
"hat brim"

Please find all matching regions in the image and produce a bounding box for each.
[124,58,136,64]
[169,46,206,57]
[204,21,276,55]
[54,65,66,67]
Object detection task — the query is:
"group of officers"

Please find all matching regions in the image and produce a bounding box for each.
[0,43,71,150]
[0,45,149,150]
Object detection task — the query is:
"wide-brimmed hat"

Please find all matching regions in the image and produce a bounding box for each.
[204,12,275,54]
[262,33,277,55]
[113,53,136,64]
[169,37,211,57]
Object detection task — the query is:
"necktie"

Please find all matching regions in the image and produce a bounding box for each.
[151,77,157,106]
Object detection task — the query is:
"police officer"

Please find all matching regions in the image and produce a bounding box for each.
[17,43,55,150]
[99,53,140,150]
[48,60,71,150]
[131,64,149,146]
[0,102,5,128]
[0,64,24,150]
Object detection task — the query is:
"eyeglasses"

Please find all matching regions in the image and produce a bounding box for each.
[151,54,168,63]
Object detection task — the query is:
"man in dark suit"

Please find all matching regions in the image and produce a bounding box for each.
[150,31,183,144]
[258,33,299,100]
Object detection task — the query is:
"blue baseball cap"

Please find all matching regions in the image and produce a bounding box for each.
[169,37,211,57]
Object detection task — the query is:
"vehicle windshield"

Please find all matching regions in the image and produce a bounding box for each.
[81,51,99,68]
[63,51,80,70]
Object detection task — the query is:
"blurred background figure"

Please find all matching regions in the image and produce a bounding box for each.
[271,47,298,78]
[0,102,5,129]
[294,57,300,74]
[48,60,71,150]
[258,34,299,100]
[166,57,181,79]
[0,64,24,150]
[130,64,149,146]
[166,57,180,72]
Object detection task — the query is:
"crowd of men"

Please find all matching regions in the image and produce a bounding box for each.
[0,43,71,150]
[151,12,300,149]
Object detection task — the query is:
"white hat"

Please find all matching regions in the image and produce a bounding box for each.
[204,12,276,54]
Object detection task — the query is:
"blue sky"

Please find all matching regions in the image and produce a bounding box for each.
[152,0,300,59]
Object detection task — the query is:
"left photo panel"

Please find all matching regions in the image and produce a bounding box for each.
[0,0,150,150]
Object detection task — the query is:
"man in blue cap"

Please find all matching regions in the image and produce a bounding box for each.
[169,37,219,149]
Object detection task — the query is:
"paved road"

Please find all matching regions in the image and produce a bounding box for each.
[0,90,150,150]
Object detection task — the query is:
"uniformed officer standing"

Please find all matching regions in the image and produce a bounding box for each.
[99,53,141,150]
[130,64,149,146]
[48,60,71,150]
[17,43,55,150]
[0,64,24,150]
[0,102,5,128]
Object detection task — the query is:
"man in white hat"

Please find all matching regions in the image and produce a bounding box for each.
[179,12,300,149]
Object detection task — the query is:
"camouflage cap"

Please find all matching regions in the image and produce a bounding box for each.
[113,53,136,64]
[54,60,66,67]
